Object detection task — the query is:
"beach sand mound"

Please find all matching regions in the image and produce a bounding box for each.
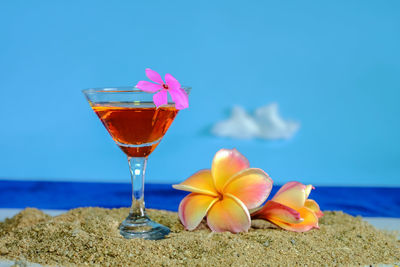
[0,208,399,266]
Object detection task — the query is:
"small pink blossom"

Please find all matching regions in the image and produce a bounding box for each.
[136,68,189,110]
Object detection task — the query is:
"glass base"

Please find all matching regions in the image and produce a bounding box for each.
[119,214,170,240]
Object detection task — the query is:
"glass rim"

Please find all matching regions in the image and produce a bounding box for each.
[82,86,192,94]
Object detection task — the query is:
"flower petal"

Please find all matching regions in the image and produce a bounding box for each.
[136,81,163,93]
[169,88,189,110]
[165,73,181,91]
[206,195,251,233]
[211,149,250,192]
[178,193,218,231]
[145,68,164,84]
[172,169,218,197]
[305,199,324,218]
[267,207,319,232]
[153,90,168,107]
[251,200,302,224]
[272,181,308,210]
[223,168,272,209]
[305,184,313,199]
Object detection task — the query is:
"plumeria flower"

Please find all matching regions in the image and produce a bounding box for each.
[136,68,189,110]
[251,181,323,232]
[173,149,273,233]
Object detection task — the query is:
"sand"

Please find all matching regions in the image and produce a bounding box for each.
[0,208,399,267]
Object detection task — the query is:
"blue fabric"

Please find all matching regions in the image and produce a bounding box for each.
[0,180,399,217]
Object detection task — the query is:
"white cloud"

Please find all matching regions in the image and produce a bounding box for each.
[212,106,260,139]
[211,103,300,140]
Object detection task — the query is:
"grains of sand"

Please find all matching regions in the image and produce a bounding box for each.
[0,208,399,267]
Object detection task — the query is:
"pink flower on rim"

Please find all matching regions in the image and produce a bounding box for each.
[136,68,189,110]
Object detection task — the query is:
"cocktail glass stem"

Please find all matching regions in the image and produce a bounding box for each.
[119,157,170,240]
[128,157,147,219]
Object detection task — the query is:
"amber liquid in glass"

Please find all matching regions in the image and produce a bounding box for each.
[92,102,179,157]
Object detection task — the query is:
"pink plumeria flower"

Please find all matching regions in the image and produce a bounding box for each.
[251,181,323,232]
[136,68,189,110]
[173,149,273,233]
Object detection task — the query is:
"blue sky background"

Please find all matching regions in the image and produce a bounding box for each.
[0,0,399,186]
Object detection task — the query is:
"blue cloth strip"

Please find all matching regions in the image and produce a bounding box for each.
[0,180,399,217]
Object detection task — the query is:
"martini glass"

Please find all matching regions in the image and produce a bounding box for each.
[82,86,190,240]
